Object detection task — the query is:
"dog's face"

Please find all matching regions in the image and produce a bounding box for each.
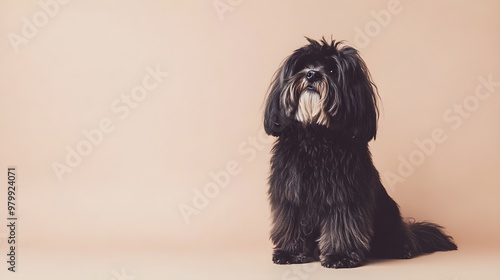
[264,38,379,141]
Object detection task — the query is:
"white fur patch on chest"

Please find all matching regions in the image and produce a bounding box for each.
[295,91,329,126]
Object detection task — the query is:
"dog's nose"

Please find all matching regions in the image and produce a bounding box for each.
[306,70,319,82]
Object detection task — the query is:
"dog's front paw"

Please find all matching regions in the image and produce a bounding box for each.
[272,250,294,264]
[321,252,365,269]
[272,250,316,265]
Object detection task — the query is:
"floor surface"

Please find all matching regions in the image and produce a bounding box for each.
[1,245,499,280]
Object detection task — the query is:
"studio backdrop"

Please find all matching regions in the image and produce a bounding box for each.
[0,0,499,279]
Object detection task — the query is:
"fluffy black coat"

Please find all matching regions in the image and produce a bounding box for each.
[264,38,457,269]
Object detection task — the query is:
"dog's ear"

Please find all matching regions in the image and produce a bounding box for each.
[335,46,379,141]
[264,79,282,136]
[264,66,287,137]
[264,55,297,136]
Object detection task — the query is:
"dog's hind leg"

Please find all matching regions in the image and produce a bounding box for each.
[369,186,419,259]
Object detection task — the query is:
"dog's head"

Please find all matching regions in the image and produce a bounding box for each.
[264,38,379,141]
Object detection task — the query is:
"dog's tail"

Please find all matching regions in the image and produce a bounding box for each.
[408,221,457,254]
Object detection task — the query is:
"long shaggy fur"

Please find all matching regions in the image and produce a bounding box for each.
[264,38,457,269]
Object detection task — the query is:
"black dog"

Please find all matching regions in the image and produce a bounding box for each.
[264,38,457,268]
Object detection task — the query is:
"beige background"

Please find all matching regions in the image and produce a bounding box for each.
[1,0,499,279]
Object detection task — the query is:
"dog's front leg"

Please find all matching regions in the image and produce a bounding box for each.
[270,203,319,264]
[318,206,373,268]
